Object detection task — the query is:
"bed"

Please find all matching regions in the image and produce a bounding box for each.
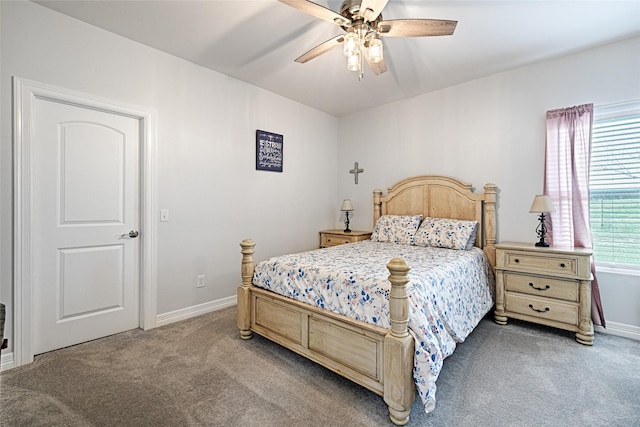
[237,175,497,425]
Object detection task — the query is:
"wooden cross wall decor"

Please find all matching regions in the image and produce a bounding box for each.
[350,162,364,184]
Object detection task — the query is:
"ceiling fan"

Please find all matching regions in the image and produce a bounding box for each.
[279,0,457,80]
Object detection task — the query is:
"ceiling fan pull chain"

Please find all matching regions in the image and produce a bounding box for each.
[358,30,365,81]
[359,45,365,81]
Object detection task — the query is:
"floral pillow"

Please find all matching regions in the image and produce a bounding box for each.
[370,215,423,245]
[414,217,478,250]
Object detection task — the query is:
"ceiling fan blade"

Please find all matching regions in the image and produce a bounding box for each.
[279,0,351,27]
[377,19,457,37]
[295,34,345,63]
[359,0,389,22]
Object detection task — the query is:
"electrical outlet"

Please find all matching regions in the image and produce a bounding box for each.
[196,275,205,288]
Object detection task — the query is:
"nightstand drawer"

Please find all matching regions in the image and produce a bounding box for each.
[504,272,578,302]
[506,293,579,326]
[503,251,579,278]
[319,230,372,248]
[322,234,353,247]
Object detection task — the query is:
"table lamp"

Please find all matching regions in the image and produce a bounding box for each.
[529,195,555,247]
[340,199,354,233]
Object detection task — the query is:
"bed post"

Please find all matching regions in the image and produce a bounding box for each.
[483,183,497,270]
[373,189,383,226]
[384,258,415,426]
[238,239,255,340]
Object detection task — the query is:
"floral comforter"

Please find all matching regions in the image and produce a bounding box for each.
[252,240,495,414]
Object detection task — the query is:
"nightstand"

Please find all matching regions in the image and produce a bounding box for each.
[494,242,594,345]
[319,230,372,248]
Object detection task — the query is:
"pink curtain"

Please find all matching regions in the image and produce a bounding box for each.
[544,103,606,327]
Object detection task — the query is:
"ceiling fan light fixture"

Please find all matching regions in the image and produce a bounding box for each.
[279,0,457,81]
[368,35,383,64]
[343,32,358,57]
[347,49,361,71]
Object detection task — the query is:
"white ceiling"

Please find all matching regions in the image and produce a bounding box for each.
[34,0,640,117]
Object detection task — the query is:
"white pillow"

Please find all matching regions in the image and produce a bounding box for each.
[414,217,478,250]
[370,215,423,245]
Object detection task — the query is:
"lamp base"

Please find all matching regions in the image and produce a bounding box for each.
[343,211,351,233]
[534,213,550,248]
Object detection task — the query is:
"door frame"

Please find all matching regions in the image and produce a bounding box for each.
[13,77,158,366]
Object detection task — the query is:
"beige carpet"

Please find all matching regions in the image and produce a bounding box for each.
[1,306,638,426]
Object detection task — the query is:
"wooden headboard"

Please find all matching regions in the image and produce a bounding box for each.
[373,175,497,269]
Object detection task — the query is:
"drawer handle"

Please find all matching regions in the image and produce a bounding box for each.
[514,258,520,263]
[529,304,550,313]
[529,283,550,291]
[560,263,566,268]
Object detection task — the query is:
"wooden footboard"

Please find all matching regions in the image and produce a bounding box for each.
[237,239,415,426]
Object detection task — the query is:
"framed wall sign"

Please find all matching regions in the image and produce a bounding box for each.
[256,130,283,172]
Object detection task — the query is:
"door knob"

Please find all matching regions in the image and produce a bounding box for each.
[121,230,139,238]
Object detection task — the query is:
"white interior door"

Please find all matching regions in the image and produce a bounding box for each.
[31,96,141,355]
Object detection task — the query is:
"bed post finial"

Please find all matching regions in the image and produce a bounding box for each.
[387,258,410,338]
[483,183,497,270]
[384,257,414,426]
[240,239,255,288]
[238,239,256,340]
[373,189,383,227]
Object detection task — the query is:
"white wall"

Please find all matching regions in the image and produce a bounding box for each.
[338,36,640,334]
[1,2,638,363]
[0,1,339,356]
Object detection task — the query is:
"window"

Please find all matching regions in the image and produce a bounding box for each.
[590,102,640,269]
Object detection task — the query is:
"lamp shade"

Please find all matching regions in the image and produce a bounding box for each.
[529,195,555,213]
[340,199,354,211]
[368,36,383,64]
[347,50,361,71]
[343,32,358,57]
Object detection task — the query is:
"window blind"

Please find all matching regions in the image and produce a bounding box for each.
[589,112,640,267]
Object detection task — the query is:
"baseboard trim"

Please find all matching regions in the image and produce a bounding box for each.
[155,296,237,327]
[1,352,15,372]
[595,320,640,341]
